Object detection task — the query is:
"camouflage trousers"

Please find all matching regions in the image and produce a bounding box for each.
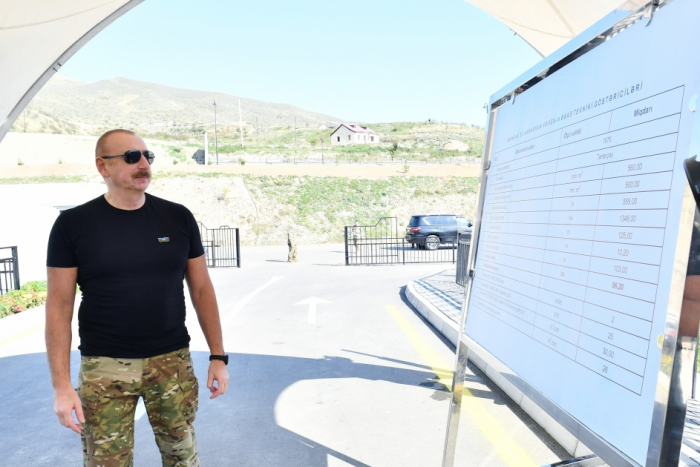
[78,347,200,467]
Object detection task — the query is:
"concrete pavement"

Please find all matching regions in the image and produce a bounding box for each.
[0,245,568,466]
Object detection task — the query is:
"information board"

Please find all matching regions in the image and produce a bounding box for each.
[463,1,700,464]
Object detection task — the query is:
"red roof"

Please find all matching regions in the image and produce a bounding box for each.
[330,124,378,136]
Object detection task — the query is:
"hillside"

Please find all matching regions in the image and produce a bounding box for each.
[7,75,486,164]
[10,75,343,136]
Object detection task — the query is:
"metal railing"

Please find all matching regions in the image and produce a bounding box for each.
[0,246,20,295]
[455,233,471,286]
[344,218,460,265]
[212,156,481,166]
[198,223,241,268]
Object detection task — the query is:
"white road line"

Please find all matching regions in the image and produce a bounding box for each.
[220,276,284,329]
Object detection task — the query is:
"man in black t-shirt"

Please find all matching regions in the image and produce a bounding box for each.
[46,129,229,466]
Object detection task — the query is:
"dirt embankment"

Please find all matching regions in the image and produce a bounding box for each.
[0,131,482,247]
[147,174,480,246]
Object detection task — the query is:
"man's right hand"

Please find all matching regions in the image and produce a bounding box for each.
[53,384,85,434]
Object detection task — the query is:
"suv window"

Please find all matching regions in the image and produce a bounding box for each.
[439,215,456,225]
[420,216,440,226]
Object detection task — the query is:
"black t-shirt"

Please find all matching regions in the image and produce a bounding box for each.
[47,193,205,358]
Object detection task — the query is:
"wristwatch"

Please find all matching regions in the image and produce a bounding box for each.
[209,354,229,365]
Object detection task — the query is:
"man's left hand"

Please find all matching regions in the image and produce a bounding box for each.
[207,360,229,399]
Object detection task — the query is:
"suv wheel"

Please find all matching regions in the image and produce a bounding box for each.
[425,235,439,251]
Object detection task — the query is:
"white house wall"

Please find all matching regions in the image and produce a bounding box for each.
[331,126,354,146]
[330,126,379,146]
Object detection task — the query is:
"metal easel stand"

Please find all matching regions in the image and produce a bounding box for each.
[441,108,497,467]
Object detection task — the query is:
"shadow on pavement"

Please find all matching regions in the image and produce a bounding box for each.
[0,350,444,466]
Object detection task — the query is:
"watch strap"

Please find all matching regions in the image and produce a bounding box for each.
[209,354,229,365]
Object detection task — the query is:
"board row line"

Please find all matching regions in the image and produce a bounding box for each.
[491,121,678,180]
[469,296,646,394]
[472,285,649,371]
[481,237,661,266]
[492,85,683,159]
[477,256,657,304]
[480,244,660,282]
[492,86,683,166]
[484,211,666,230]
[482,224,667,249]
[489,169,672,200]
[474,278,653,339]
[476,266,655,323]
[489,151,674,189]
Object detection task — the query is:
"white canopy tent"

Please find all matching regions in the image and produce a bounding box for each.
[0,0,649,145]
[466,0,646,57]
[0,0,143,144]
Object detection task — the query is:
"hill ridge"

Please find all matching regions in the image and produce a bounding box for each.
[13,75,343,135]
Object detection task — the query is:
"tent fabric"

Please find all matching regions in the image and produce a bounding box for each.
[0,0,648,145]
[0,0,136,142]
[466,0,648,57]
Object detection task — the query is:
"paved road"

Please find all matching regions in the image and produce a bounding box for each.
[0,244,568,466]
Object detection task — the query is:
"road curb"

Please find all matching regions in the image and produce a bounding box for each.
[405,277,596,460]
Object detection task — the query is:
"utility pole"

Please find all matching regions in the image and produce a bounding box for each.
[213,100,218,165]
[238,98,244,148]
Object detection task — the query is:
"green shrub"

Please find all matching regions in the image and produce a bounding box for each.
[0,281,48,318]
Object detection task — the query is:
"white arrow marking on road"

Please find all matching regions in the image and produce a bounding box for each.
[294,297,331,324]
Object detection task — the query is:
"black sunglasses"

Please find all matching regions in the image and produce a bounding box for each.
[101,149,155,165]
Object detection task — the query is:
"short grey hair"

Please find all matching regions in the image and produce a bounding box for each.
[95,129,137,158]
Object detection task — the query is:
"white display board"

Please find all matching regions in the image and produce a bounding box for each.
[464,1,700,464]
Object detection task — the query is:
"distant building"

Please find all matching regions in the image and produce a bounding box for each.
[330,124,380,145]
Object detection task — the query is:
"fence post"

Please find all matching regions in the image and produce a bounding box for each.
[211,232,217,268]
[235,228,241,268]
[12,246,19,290]
[402,239,406,265]
[344,227,349,265]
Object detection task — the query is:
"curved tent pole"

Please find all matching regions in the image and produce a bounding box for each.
[0,0,146,145]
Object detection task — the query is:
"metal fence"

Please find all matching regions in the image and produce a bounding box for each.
[344,217,459,265]
[211,156,481,166]
[198,223,241,268]
[0,246,20,295]
[455,233,471,286]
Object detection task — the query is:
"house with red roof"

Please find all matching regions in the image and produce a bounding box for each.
[330,124,380,146]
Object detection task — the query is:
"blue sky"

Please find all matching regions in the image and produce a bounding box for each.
[58,0,542,125]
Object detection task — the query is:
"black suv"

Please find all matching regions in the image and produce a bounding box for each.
[405,214,473,250]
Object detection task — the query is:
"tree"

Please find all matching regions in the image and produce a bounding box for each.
[388,141,399,161]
